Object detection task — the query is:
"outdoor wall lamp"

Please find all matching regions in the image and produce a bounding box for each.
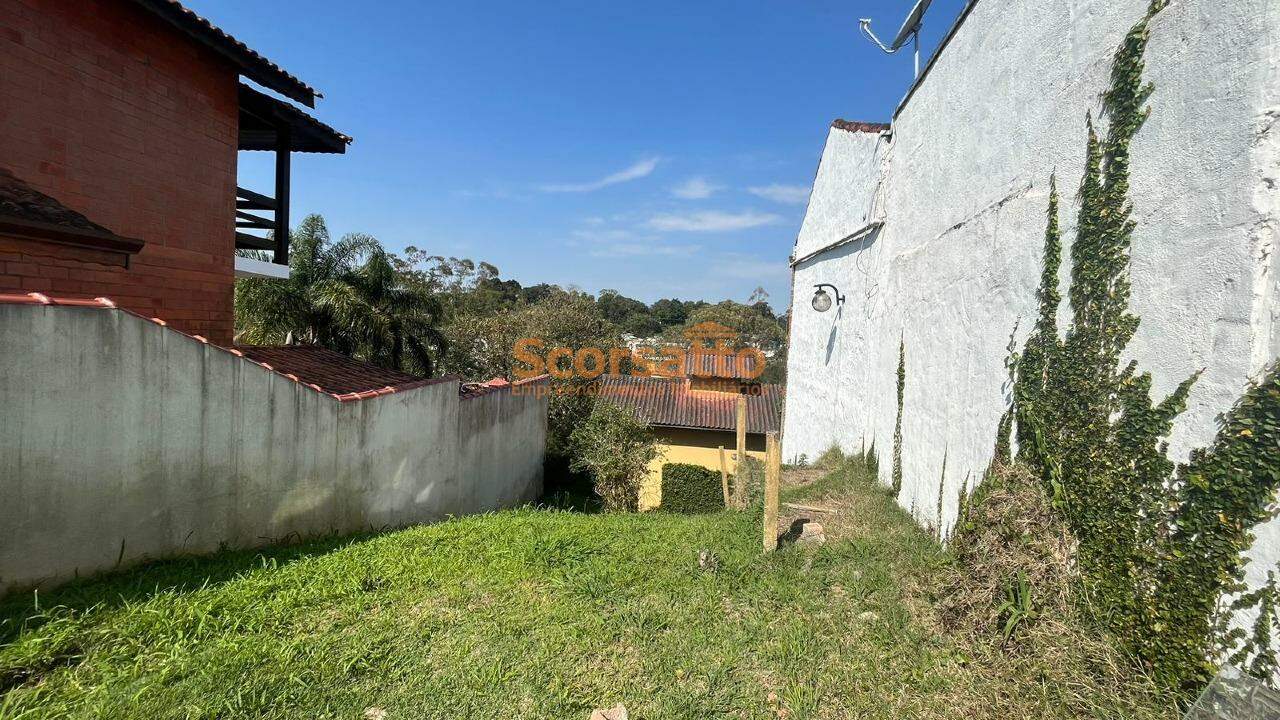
[811,284,845,313]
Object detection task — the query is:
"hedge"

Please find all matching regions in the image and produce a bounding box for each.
[660,463,723,513]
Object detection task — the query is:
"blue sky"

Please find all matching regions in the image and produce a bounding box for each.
[207,0,967,307]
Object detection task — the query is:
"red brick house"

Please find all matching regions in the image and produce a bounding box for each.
[0,0,349,345]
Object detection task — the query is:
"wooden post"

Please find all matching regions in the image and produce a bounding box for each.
[274,125,292,265]
[734,394,747,509]
[718,446,731,507]
[763,432,781,553]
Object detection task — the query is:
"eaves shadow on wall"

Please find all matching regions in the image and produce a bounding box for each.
[792,227,882,368]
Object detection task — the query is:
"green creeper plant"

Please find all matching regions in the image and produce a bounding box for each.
[955,471,972,535]
[892,338,906,495]
[1003,0,1280,692]
[1153,364,1280,686]
[935,449,948,542]
[1014,177,1062,472]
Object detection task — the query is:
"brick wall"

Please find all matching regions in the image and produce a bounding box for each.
[0,0,239,343]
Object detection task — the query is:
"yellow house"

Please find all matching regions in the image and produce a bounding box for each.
[597,356,783,510]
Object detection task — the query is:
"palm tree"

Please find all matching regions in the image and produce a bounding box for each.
[235,214,447,376]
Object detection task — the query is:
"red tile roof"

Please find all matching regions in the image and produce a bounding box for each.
[0,293,452,402]
[0,168,144,256]
[681,350,765,381]
[235,345,427,396]
[597,375,783,435]
[831,119,891,134]
[130,0,320,107]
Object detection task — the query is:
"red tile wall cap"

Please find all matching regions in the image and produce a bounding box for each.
[0,293,117,308]
[513,374,551,386]
[459,374,550,400]
[830,119,891,134]
[330,377,454,403]
[0,293,460,404]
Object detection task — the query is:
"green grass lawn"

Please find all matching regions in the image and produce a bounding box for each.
[0,466,1174,719]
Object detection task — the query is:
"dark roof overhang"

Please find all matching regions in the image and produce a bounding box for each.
[238,85,351,154]
[130,0,320,107]
[0,169,145,260]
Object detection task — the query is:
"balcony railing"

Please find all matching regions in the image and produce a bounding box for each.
[234,184,289,265]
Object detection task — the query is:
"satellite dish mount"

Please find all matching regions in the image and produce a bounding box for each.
[859,0,934,79]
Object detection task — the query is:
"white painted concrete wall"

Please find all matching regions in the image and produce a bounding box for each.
[0,304,549,592]
[784,0,1279,574]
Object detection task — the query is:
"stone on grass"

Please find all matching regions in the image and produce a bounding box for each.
[589,703,628,720]
[697,549,719,572]
[363,708,387,720]
[798,522,826,546]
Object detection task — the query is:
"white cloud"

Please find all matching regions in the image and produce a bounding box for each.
[747,183,811,205]
[670,177,721,200]
[571,228,634,243]
[570,228,699,258]
[646,210,782,233]
[451,187,530,201]
[588,242,701,258]
[540,157,661,193]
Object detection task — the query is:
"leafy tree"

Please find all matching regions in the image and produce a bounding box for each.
[650,298,690,328]
[516,283,553,305]
[674,300,788,382]
[681,301,784,352]
[235,215,446,375]
[622,312,662,338]
[569,401,658,511]
[597,289,660,337]
[393,251,522,318]
[441,288,623,460]
[747,286,778,320]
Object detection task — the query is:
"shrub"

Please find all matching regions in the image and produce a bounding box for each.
[814,444,845,473]
[568,402,658,511]
[660,464,724,513]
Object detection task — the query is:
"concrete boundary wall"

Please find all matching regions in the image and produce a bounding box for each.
[0,303,549,592]
[783,0,1278,590]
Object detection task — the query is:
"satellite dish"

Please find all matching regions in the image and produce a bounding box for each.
[859,0,935,77]
[891,0,934,51]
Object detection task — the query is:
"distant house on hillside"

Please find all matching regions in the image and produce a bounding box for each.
[599,347,783,510]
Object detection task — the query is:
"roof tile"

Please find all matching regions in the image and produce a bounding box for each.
[598,375,783,435]
[131,0,319,106]
[831,119,891,134]
[235,345,421,396]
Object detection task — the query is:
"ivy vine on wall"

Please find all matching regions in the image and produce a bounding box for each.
[1005,0,1280,692]
[892,338,905,495]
